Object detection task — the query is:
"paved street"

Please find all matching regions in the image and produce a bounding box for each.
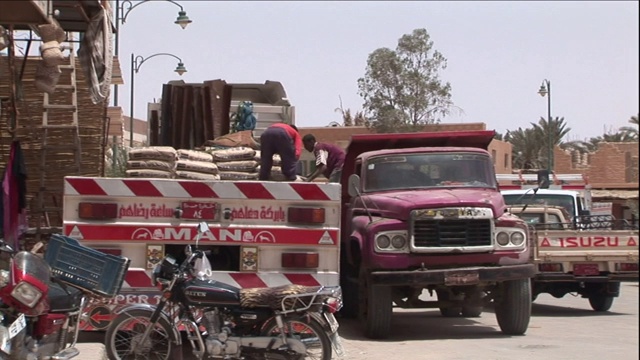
[78,283,639,360]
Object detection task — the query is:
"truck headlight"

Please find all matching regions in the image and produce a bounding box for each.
[376,235,391,249]
[510,232,525,246]
[375,231,409,252]
[391,235,406,249]
[495,228,527,248]
[496,232,510,246]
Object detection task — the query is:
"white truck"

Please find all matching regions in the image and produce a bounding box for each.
[507,202,638,311]
[497,175,638,311]
[61,176,341,331]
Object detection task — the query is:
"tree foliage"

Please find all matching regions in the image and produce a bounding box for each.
[357,28,453,133]
[334,96,368,127]
[619,114,639,141]
[505,114,638,170]
[506,117,571,169]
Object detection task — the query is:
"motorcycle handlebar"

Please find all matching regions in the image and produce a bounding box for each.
[178,250,212,273]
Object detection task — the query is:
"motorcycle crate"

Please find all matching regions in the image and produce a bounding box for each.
[44,234,131,298]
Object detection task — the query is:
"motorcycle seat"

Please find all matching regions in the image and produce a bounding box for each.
[240,284,323,311]
[48,280,83,312]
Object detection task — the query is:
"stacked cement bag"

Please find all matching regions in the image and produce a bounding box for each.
[208,147,259,180]
[174,149,220,180]
[126,146,177,179]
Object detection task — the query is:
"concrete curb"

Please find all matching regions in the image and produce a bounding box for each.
[76,343,108,360]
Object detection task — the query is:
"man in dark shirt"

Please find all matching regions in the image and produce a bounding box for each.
[259,123,302,181]
[302,134,346,183]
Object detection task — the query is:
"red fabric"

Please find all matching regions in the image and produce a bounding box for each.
[271,123,302,159]
[1,141,28,250]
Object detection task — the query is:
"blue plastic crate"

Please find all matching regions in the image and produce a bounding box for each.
[45,234,131,298]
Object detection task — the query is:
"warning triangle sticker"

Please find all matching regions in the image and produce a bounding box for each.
[318,231,334,245]
[69,226,84,240]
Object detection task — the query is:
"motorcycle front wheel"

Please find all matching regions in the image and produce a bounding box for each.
[105,308,176,360]
[261,316,332,360]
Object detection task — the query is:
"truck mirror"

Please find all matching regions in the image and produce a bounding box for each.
[348,174,361,197]
[537,170,550,189]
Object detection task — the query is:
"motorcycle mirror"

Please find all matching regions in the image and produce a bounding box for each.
[197,221,210,235]
[194,222,210,249]
[0,239,13,254]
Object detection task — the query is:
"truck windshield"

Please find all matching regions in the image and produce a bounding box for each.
[503,194,576,220]
[364,153,496,192]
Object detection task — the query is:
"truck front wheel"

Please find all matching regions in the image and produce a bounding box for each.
[495,279,532,335]
[588,295,614,312]
[358,268,392,339]
[339,262,359,318]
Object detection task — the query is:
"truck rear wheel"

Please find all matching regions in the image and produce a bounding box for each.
[495,279,532,335]
[437,290,461,317]
[358,268,392,339]
[461,306,483,317]
[588,295,614,312]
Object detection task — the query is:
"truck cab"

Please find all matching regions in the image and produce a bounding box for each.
[339,130,535,339]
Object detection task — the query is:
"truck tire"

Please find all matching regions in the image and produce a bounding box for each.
[359,268,392,339]
[588,295,614,312]
[495,279,532,335]
[339,263,359,319]
[461,306,483,318]
[437,290,461,317]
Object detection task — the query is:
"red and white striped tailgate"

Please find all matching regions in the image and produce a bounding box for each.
[123,268,338,289]
[64,177,341,201]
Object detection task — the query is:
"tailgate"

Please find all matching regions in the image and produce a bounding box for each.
[535,230,639,275]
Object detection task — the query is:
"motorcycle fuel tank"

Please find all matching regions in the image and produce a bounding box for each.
[182,278,241,306]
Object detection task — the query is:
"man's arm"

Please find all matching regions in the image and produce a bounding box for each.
[306,164,326,182]
[306,149,328,182]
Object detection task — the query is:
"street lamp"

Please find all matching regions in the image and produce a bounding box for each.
[538,79,552,172]
[113,0,192,106]
[130,53,187,146]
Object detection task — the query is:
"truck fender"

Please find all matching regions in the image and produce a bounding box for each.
[344,232,364,266]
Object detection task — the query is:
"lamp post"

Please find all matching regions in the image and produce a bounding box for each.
[538,79,552,172]
[130,53,187,146]
[113,0,192,106]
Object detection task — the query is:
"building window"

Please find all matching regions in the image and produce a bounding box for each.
[491,150,497,165]
[504,154,509,168]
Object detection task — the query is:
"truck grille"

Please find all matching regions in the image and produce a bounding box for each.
[412,219,492,247]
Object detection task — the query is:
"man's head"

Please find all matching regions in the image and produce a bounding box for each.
[302,134,316,152]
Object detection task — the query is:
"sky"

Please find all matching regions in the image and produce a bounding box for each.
[114,1,639,142]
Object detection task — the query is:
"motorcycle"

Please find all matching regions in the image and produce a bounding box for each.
[0,240,86,360]
[105,221,344,360]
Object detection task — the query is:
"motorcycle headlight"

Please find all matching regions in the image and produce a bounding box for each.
[11,282,43,308]
[0,270,9,288]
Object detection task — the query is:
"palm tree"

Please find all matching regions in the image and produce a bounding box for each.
[505,127,544,169]
[619,114,639,141]
[530,116,572,169]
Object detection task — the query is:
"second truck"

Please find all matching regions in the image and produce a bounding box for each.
[337,130,535,339]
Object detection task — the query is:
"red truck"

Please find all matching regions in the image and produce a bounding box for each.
[338,130,535,339]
